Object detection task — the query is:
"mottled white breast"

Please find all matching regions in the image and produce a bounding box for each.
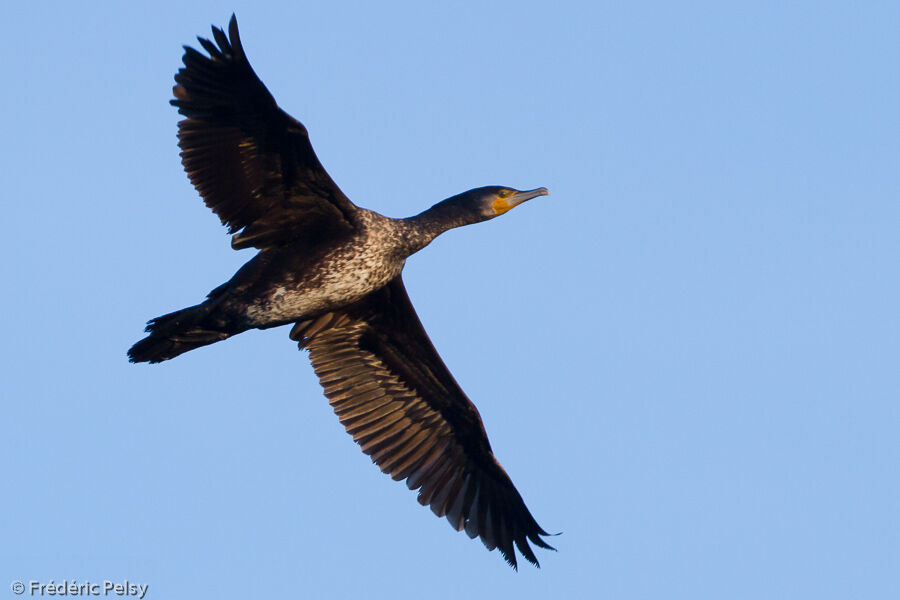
[243,211,407,326]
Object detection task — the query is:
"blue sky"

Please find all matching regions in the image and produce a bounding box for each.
[2,1,898,598]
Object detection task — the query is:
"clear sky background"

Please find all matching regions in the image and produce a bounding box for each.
[2,1,898,598]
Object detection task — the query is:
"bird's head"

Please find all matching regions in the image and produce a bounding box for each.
[407,186,550,252]
[452,186,550,224]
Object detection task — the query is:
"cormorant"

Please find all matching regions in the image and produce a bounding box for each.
[129,15,554,569]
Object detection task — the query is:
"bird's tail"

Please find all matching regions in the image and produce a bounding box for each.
[128,303,234,363]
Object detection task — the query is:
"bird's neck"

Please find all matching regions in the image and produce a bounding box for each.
[400,200,472,254]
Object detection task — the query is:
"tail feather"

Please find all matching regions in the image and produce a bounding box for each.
[128,304,231,363]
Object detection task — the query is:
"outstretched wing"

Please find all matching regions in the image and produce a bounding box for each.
[172,15,358,250]
[290,276,554,569]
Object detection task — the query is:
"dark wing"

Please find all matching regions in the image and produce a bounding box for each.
[290,276,554,569]
[172,15,358,250]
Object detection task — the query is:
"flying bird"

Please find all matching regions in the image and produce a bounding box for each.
[129,15,554,569]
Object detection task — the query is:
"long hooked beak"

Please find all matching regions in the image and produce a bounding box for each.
[493,187,550,215]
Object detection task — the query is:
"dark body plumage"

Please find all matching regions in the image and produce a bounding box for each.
[129,15,554,569]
